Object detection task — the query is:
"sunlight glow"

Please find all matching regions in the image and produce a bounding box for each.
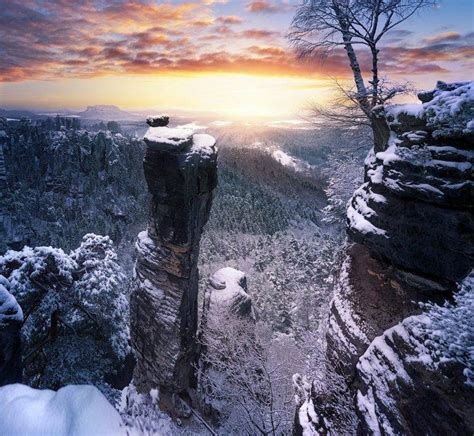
[0,74,333,118]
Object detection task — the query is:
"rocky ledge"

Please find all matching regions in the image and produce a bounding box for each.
[130,117,218,394]
[348,81,473,287]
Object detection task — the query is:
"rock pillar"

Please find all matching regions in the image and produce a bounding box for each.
[131,116,218,393]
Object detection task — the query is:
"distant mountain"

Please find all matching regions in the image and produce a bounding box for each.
[74,105,141,121]
[0,108,39,120]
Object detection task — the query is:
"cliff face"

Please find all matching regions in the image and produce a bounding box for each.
[131,117,218,394]
[347,81,473,286]
[0,118,147,251]
[300,81,474,434]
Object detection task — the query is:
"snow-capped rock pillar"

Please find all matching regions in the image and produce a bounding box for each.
[197,268,255,416]
[131,116,217,393]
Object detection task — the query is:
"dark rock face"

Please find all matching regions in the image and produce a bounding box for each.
[325,244,444,378]
[130,122,217,393]
[146,114,169,127]
[0,277,23,386]
[348,81,473,286]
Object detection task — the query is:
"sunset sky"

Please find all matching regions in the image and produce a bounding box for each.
[0,0,473,117]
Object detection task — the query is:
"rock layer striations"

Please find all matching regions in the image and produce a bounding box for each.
[347,81,473,286]
[131,117,217,393]
[297,82,474,435]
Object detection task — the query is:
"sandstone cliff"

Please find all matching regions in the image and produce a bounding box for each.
[298,81,474,434]
[131,117,218,394]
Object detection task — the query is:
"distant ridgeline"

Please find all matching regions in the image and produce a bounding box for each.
[296,81,474,434]
[0,116,148,252]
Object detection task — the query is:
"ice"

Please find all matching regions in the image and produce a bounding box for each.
[0,384,125,436]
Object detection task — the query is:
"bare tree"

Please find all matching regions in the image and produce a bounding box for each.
[197,317,300,435]
[290,0,436,151]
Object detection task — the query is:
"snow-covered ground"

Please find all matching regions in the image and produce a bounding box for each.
[0,384,125,436]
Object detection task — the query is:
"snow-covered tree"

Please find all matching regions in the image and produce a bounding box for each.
[0,234,131,391]
[71,233,130,360]
[198,317,298,435]
[421,272,474,386]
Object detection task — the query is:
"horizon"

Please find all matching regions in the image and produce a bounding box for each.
[1,0,473,117]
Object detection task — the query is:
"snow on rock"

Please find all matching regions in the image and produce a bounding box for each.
[355,311,473,435]
[348,81,474,285]
[0,384,125,436]
[293,374,324,436]
[144,126,194,150]
[143,118,216,160]
[326,250,372,377]
[205,267,253,319]
[0,280,23,325]
[189,133,217,159]
[387,81,474,139]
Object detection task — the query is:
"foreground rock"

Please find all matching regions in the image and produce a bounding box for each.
[131,117,218,394]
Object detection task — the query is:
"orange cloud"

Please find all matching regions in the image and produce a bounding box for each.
[0,0,470,84]
[246,1,281,13]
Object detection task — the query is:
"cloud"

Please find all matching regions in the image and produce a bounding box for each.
[422,31,461,44]
[216,15,243,24]
[246,1,281,13]
[248,45,286,56]
[0,0,471,84]
[241,29,281,39]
